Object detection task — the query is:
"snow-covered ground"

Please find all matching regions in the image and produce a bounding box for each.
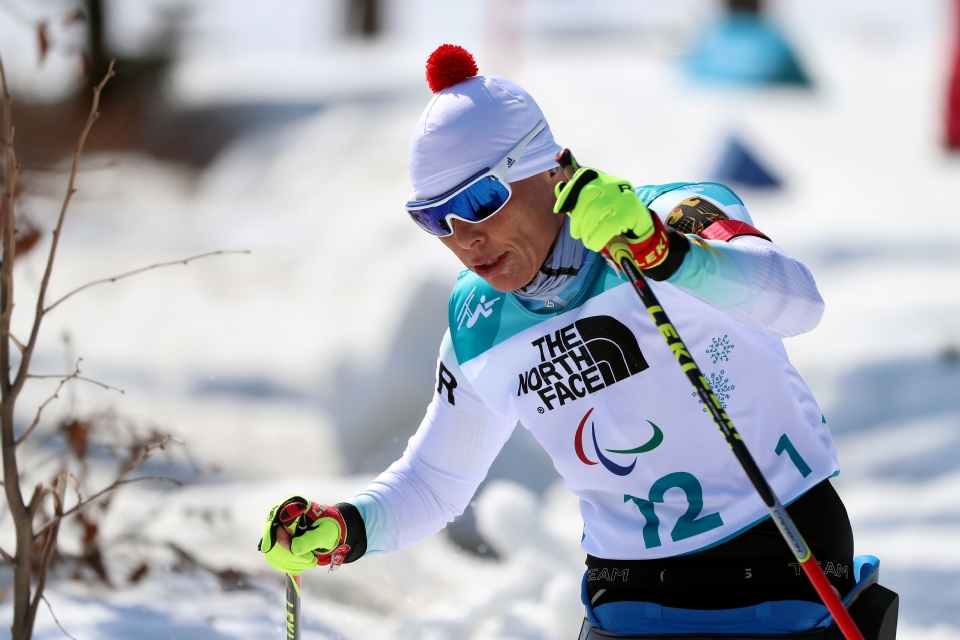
[1,3,959,638]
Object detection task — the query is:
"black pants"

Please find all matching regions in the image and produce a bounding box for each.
[587,480,855,610]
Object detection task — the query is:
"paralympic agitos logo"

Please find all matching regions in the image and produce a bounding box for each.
[517,315,648,412]
[575,407,663,476]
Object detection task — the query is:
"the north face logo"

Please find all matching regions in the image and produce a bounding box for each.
[574,316,648,384]
[517,315,648,411]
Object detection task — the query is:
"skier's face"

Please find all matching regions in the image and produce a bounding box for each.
[438,169,566,292]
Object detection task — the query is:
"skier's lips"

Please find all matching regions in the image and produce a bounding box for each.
[473,253,507,279]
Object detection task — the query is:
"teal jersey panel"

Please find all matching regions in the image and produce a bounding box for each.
[448,256,627,365]
[635,181,745,208]
[634,182,695,206]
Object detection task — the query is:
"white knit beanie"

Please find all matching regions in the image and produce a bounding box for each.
[408,45,562,201]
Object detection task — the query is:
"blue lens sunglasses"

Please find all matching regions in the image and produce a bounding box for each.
[405,120,547,236]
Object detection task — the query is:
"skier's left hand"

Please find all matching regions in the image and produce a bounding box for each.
[553,167,670,270]
[258,496,350,575]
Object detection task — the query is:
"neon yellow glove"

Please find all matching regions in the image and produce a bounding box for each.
[553,168,669,269]
[258,496,349,575]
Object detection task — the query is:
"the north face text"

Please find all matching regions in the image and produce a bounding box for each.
[517,316,648,411]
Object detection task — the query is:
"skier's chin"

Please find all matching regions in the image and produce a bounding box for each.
[475,254,532,293]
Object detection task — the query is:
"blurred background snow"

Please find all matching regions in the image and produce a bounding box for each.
[1,0,959,638]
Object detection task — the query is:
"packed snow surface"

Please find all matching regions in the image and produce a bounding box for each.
[2,3,960,639]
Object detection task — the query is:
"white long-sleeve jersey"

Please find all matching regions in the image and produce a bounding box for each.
[349,182,834,560]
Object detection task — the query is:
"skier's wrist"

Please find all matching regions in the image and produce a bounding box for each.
[623,211,672,270]
[333,501,367,564]
[641,227,690,281]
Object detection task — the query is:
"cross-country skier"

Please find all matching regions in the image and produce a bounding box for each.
[258,45,865,636]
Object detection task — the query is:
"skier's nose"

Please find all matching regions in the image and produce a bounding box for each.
[450,218,485,250]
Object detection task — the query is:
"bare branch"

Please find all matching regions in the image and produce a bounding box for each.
[16,359,121,447]
[27,474,67,634]
[0,53,34,639]
[33,434,182,537]
[1,54,18,326]
[13,384,70,447]
[41,596,78,640]
[26,373,123,394]
[45,249,251,314]
[12,59,116,400]
[33,475,180,538]
[0,545,11,563]
[27,482,42,517]
[9,331,24,353]
[30,432,182,539]
[118,434,183,476]
[1,55,20,321]
[17,373,74,447]
[66,472,81,503]
[0,59,120,640]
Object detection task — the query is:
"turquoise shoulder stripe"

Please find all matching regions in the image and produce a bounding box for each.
[448,257,626,365]
[635,181,744,207]
[634,182,694,206]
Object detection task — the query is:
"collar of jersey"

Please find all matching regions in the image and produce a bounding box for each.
[505,251,611,321]
[450,255,626,365]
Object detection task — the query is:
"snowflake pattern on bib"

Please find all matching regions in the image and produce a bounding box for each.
[693,370,736,412]
[706,335,735,364]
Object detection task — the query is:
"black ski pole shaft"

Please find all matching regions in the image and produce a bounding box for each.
[614,251,863,640]
[554,148,862,640]
[285,573,301,640]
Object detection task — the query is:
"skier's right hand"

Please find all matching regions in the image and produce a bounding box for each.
[258,496,350,575]
[553,167,670,270]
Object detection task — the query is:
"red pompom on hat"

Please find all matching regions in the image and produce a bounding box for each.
[425,44,479,93]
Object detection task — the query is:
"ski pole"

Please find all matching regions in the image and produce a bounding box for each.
[555,152,864,640]
[285,573,301,640]
[277,504,305,639]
